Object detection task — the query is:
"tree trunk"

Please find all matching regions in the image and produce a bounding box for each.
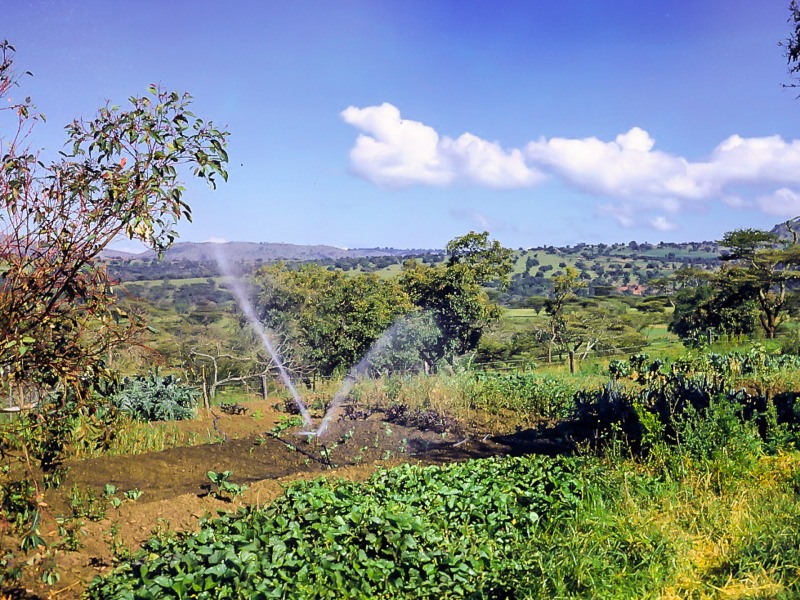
[201,365,210,410]
[260,373,268,400]
[568,350,576,374]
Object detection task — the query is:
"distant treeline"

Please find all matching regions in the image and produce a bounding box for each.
[108,240,722,308]
[105,252,446,282]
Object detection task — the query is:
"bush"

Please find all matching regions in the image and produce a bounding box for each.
[673,395,762,466]
[109,373,198,421]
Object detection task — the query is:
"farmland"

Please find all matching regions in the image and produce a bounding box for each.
[2,39,800,599]
[5,238,800,598]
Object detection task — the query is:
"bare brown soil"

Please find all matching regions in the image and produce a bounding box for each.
[3,400,577,599]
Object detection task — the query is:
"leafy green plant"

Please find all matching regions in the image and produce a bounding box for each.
[89,455,584,598]
[68,485,107,522]
[268,415,305,438]
[105,522,132,563]
[109,373,198,422]
[124,488,143,502]
[205,470,247,501]
[673,395,762,469]
[472,371,576,419]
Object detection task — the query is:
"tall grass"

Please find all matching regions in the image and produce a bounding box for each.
[70,414,209,459]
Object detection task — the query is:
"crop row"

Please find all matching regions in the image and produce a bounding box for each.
[89,456,584,599]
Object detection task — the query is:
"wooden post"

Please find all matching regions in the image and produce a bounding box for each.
[568,350,576,375]
[260,373,268,400]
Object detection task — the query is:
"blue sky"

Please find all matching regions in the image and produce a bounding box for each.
[4,0,800,250]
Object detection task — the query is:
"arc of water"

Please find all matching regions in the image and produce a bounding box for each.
[214,247,314,431]
[215,246,436,439]
[314,318,405,437]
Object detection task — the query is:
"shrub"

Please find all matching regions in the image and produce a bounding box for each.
[673,395,762,467]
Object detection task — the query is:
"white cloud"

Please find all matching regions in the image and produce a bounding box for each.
[341,103,800,227]
[722,195,750,208]
[526,128,710,201]
[340,103,544,189]
[441,133,542,188]
[698,135,800,190]
[757,188,800,217]
[206,236,227,244]
[649,215,678,231]
[341,103,452,187]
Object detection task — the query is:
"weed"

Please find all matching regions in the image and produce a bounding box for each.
[68,485,107,522]
[54,516,84,552]
[104,522,131,563]
[268,415,304,438]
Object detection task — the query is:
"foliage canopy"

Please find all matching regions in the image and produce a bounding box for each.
[0,41,228,583]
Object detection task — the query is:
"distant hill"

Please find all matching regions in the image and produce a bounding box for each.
[100,241,437,263]
[100,249,146,260]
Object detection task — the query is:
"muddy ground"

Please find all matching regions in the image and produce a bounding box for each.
[2,400,579,599]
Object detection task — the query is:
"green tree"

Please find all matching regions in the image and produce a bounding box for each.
[398,232,513,366]
[668,283,759,345]
[254,232,511,376]
[255,263,411,377]
[364,311,442,375]
[0,41,228,584]
[718,227,800,338]
[524,295,548,315]
[445,230,513,284]
[542,266,586,363]
[557,302,648,372]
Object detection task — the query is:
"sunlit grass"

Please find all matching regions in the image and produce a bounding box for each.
[70,415,212,459]
[518,450,800,598]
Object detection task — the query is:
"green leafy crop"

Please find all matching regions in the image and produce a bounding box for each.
[109,373,198,422]
[88,455,583,598]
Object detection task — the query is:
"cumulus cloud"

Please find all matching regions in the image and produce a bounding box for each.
[341,103,800,229]
[648,216,678,232]
[757,188,800,217]
[340,103,544,189]
[526,129,713,201]
[340,103,452,187]
[699,135,800,190]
